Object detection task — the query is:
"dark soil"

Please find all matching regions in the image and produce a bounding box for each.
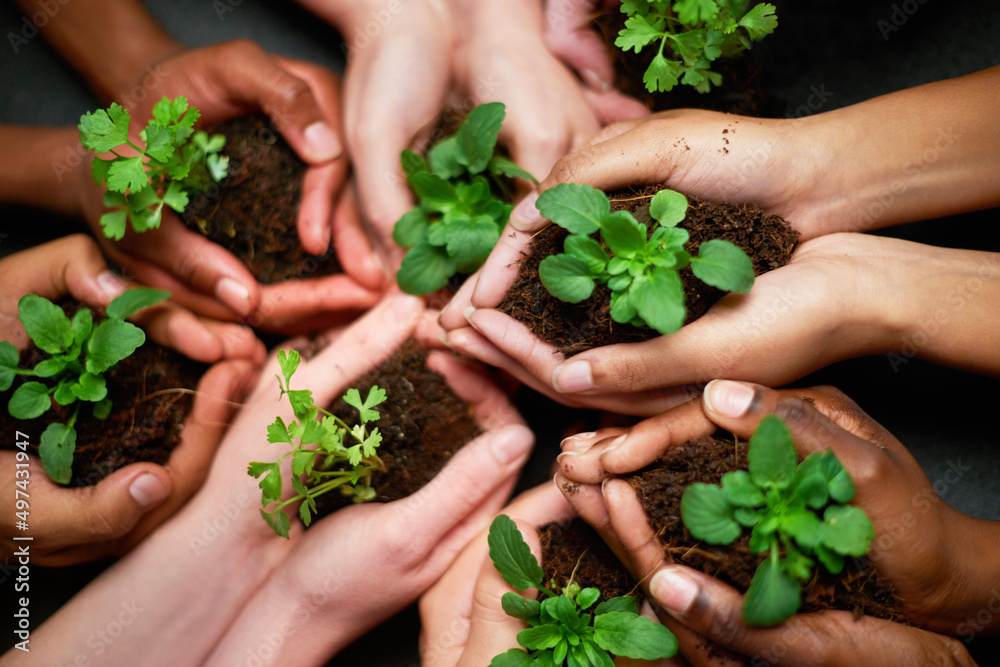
[592,10,776,116]
[312,338,483,516]
[498,185,799,355]
[0,303,205,486]
[624,435,903,621]
[182,114,341,284]
[539,518,642,605]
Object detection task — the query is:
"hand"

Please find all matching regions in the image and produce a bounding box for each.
[559,380,1000,640]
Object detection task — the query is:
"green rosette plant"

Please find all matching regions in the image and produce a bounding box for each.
[487,514,678,666]
[0,288,171,484]
[680,416,876,626]
[393,102,536,295]
[79,96,229,240]
[537,184,754,335]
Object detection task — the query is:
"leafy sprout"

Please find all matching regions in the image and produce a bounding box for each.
[680,416,875,626]
[537,184,754,335]
[79,96,229,240]
[393,102,537,295]
[249,349,387,538]
[616,0,778,93]
[487,514,678,666]
[0,288,171,484]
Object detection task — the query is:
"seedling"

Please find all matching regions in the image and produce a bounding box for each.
[394,102,536,295]
[538,184,754,335]
[249,349,386,538]
[79,96,229,240]
[487,514,677,666]
[616,0,778,93]
[0,288,170,484]
[680,416,875,626]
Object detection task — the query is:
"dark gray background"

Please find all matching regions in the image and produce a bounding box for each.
[1,0,999,664]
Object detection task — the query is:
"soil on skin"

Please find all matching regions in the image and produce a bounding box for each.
[312,338,483,517]
[0,303,205,486]
[182,114,341,284]
[592,10,774,116]
[498,185,799,355]
[624,435,904,621]
[539,518,642,605]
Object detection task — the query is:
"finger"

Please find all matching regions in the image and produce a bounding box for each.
[297,160,341,255]
[470,221,534,305]
[197,318,267,364]
[0,234,123,306]
[331,184,386,289]
[581,87,651,126]
[543,0,614,91]
[439,265,482,331]
[598,398,715,476]
[557,432,626,484]
[252,274,381,333]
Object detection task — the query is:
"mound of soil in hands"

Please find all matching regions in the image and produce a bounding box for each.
[182,114,341,284]
[312,338,483,517]
[0,303,205,486]
[539,518,641,605]
[624,435,903,621]
[498,185,799,355]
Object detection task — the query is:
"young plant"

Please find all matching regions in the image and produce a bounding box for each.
[249,349,386,538]
[79,96,229,240]
[538,184,754,335]
[680,416,875,626]
[616,0,778,93]
[393,102,536,295]
[0,288,171,484]
[487,514,678,666]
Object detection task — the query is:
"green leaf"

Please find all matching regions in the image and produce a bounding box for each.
[820,505,874,556]
[292,449,316,477]
[721,470,765,507]
[815,543,845,574]
[91,156,114,185]
[539,254,597,304]
[457,102,505,174]
[649,189,688,226]
[600,211,647,257]
[18,294,72,354]
[85,319,145,374]
[593,611,678,659]
[748,415,797,490]
[248,461,282,505]
[152,96,188,125]
[501,592,541,620]
[782,509,823,548]
[410,172,458,212]
[286,389,315,423]
[734,506,761,527]
[681,483,741,544]
[93,397,113,420]
[517,624,562,651]
[72,373,107,402]
[207,153,229,182]
[743,558,800,626]
[401,149,429,180]
[630,266,685,335]
[78,103,130,153]
[9,382,51,419]
[144,123,175,162]
[344,385,386,424]
[393,208,430,248]
[428,136,465,179]
[594,596,639,615]
[580,640,615,667]
[609,289,637,325]
[71,308,93,345]
[644,53,681,93]
[739,3,778,40]
[446,214,501,273]
[53,380,77,406]
[488,515,544,591]
[39,422,76,485]
[100,210,130,240]
[536,184,610,235]
[162,180,189,213]
[107,156,148,194]
[488,155,537,184]
[614,14,664,53]
[490,648,532,667]
[576,587,601,610]
[277,348,301,389]
[267,417,292,444]
[691,240,754,293]
[791,472,829,510]
[540,595,586,631]
[106,287,171,319]
[396,242,456,296]
[674,0,720,24]
[261,508,291,539]
[0,341,18,391]
[564,234,609,275]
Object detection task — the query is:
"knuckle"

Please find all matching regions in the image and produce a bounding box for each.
[545,152,582,187]
[274,76,313,109]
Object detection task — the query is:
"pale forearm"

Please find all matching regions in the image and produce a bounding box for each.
[14,0,181,102]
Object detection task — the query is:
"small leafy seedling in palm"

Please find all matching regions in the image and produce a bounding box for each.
[79,96,229,240]
[616,0,778,93]
[249,349,387,538]
[538,184,754,335]
[681,415,875,626]
[0,288,171,484]
[393,102,536,295]
[487,514,677,666]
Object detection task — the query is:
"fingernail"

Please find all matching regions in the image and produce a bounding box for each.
[462,305,477,325]
[303,121,342,161]
[552,360,593,393]
[385,294,423,323]
[437,331,457,350]
[650,568,699,615]
[560,432,595,452]
[580,68,612,93]
[216,277,252,316]
[602,433,627,456]
[96,270,127,301]
[491,425,532,465]
[510,192,541,232]
[703,379,754,418]
[130,473,169,508]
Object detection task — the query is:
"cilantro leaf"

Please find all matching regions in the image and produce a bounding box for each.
[78,103,131,153]
[644,53,681,93]
[614,14,665,53]
[107,156,148,194]
[248,460,283,505]
[739,3,778,40]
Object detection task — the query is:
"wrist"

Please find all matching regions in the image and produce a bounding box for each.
[941,513,1000,635]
